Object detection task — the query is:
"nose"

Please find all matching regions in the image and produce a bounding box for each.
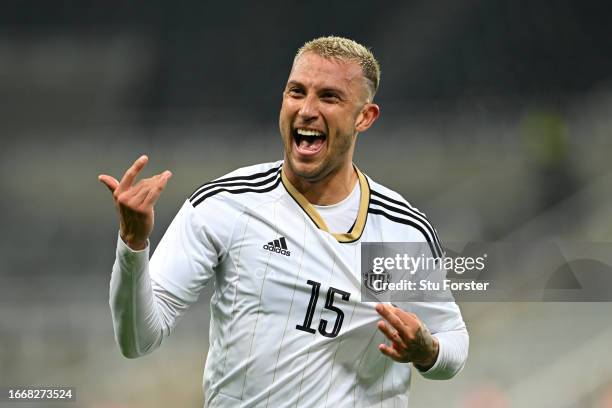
[297,94,319,122]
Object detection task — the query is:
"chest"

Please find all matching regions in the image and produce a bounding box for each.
[220,199,373,337]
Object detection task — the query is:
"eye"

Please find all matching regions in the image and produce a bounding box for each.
[320,92,340,102]
[287,87,305,96]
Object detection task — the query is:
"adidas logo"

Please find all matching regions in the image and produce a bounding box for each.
[263,236,291,257]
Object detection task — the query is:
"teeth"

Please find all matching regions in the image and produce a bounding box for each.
[296,129,324,137]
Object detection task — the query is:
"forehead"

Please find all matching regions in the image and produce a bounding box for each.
[288,52,365,94]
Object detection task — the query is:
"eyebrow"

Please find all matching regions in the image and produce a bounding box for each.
[286,80,304,89]
[320,87,346,98]
[286,80,347,99]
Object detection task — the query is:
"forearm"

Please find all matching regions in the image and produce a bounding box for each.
[417,328,469,380]
[109,235,185,358]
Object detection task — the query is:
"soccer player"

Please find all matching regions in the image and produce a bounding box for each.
[99,36,468,407]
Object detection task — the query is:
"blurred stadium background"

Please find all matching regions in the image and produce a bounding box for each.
[1,1,612,407]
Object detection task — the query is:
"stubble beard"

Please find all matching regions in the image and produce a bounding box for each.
[284,130,355,184]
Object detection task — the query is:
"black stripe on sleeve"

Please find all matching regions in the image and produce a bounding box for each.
[370,198,442,256]
[191,169,282,203]
[367,208,442,258]
[189,164,282,201]
[190,171,282,207]
[370,190,443,254]
[371,190,433,226]
[371,190,413,211]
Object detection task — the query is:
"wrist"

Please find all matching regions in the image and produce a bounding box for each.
[127,240,147,251]
[120,232,147,251]
[414,337,439,371]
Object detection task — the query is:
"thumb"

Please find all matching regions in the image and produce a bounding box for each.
[98,174,119,193]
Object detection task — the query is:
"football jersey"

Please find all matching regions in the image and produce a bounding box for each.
[148,160,467,408]
[313,180,360,233]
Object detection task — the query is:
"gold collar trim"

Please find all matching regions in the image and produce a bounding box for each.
[281,166,370,243]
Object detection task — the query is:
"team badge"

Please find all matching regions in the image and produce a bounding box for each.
[364,269,390,294]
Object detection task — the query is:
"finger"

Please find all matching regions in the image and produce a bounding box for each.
[121,172,168,207]
[390,307,418,326]
[377,320,404,346]
[378,343,403,362]
[376,304,417,342]
[116,177,147,203]
[98,174,119,193]
[375,304,405,330]
[384,305,419,331]
[142,172,171,206]
[143,171,172,207]
[118,155,149,191]
[132,183,152,206]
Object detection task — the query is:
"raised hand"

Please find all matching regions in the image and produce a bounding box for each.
[98,155,172,250]
[375,304,439,370]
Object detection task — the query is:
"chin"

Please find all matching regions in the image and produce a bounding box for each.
[288,157,326,181]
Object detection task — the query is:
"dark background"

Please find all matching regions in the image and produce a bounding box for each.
[1,1,612,407]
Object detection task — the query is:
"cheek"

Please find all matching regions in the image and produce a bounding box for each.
[279,102,288,119]
[330,115,356,138]
[279,103,292,128]
[330,119,357,151]
[281,96,299,113]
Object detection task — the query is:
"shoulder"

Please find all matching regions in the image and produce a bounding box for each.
[367,176,429,220]
[366,175,444,257]
[187,160,283,210]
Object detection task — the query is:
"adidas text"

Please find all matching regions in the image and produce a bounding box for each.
[263,244,291,257]
[263,237,291,257]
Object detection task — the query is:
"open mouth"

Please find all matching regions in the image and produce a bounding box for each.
[292,128,327,155]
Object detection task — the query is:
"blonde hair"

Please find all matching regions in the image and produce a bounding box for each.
[294,36,381,101]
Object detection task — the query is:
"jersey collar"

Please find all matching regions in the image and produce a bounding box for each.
[281,165,370,243]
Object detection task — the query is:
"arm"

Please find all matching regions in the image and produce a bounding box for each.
[109,236,190,358]
[376,303,469,380]
[101,156,225,358]
[100,156,193,358]
[417,327,468,380]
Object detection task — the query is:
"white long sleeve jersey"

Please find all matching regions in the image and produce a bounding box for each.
[110,160,469,408]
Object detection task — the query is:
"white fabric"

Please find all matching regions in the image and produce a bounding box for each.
[109,160,469,407]
[110,235,189,358]
[313,181,360,233]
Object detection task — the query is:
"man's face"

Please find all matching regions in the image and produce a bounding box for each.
[279,52,376,182]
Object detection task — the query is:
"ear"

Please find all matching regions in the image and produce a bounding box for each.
[355,103,380,133]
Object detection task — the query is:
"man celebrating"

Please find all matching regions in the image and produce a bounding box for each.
[99,36,468,407]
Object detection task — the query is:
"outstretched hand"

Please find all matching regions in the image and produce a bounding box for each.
[98,155,172,250]
[375,304,439,370]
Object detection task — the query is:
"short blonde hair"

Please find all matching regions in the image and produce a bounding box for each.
[294,36,381,101]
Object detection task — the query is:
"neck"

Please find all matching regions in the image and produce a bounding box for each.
[283,162,358,205]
